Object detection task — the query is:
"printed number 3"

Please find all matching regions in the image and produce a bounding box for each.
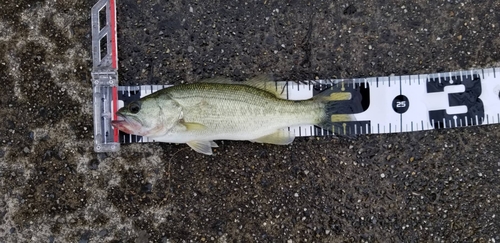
[426,74,485,127]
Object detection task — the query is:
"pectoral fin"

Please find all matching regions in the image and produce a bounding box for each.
[251,130,295,145]
[187,140,217,155]
[181,121,207,131]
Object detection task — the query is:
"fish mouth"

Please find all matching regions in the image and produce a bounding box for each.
[111,114,141,135]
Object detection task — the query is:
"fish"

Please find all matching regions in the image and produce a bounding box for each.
[111,76,354,155]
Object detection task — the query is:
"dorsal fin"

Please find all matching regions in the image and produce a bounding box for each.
[200,76,234,84]
[245,74,288,99]
[199,74,288,99]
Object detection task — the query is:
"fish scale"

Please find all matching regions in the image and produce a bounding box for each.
[91,0,500,152]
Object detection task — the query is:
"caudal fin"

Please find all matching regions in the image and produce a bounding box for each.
[313,90,357,135]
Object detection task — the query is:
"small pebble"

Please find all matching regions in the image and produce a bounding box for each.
[88,159,99,170]
[380,173,386,178]
[79,231,91,243]
[98,229,108,237]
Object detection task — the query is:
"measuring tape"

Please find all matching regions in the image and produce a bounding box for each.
[91,0,119,152]
[91,0,500,152]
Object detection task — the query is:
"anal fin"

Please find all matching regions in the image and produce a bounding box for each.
[209,141,219,148]
[250,130,295,145]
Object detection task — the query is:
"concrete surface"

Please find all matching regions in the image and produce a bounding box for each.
[0,0,499,242]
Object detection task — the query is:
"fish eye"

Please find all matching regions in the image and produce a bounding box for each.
[128,101,141,114]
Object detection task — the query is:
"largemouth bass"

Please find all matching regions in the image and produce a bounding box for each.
[112,77,354,155]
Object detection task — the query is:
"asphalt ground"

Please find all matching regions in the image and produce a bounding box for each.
[0,0,499,242]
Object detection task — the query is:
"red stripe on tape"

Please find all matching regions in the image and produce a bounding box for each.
[110,0,118,69]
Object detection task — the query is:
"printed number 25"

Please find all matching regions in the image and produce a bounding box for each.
[396,101,406,108]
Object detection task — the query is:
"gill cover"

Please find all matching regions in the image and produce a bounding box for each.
[113,95,183,137]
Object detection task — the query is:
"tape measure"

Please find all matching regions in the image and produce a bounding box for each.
[90,0,500,152]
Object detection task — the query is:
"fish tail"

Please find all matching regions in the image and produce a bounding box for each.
[313,91,356,134]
